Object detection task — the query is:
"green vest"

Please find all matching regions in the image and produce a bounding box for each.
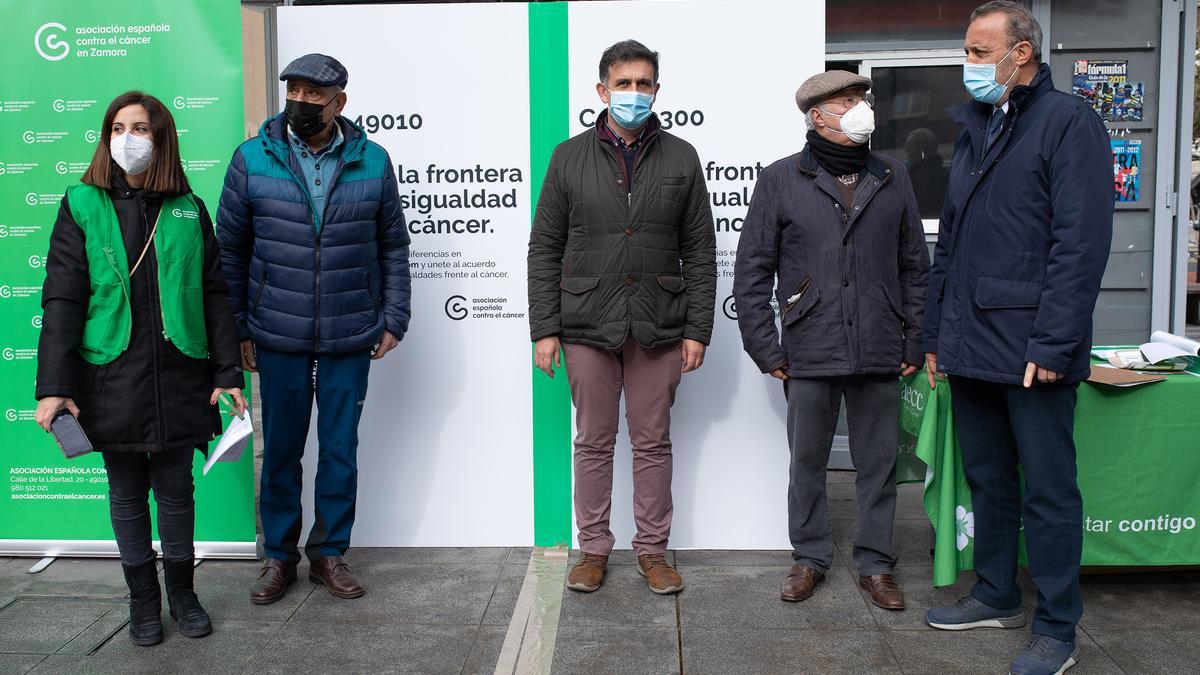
[66,184,209,365]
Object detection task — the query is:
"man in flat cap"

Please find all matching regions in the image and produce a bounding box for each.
[216,53,411,604]
[733,70,929,609]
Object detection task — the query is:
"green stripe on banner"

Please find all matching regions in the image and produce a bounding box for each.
[529,2,572,547]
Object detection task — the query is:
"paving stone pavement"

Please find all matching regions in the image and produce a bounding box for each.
[1,480,1197,673]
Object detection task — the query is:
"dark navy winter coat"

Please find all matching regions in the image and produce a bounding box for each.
[922,64,1113,385]
[733,149,929,377]
[216,114,411,354]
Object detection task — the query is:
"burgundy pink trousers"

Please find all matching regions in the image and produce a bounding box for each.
[563,339,683,556]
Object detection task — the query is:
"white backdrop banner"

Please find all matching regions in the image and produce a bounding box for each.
[278,3,535,547]
[274,0,823,548]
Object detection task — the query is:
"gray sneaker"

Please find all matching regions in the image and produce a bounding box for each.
[1009,635,1078,675]
[926,595,1026,630]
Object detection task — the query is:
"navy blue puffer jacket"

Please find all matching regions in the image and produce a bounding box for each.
[216,114,410,354]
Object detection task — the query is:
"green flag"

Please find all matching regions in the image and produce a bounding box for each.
[907,374,975,586]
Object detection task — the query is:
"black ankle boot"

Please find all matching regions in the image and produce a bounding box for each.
[121,560,164,646]
[163,558,212,638]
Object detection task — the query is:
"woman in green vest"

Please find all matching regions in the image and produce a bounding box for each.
[33,91,246,647]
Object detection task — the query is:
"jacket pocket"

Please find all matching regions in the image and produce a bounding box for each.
[880,284,906,325]
[559,275,600,329]
[660,175,689,202]
[781,278,818,327]
[170,286,210,359]
[654,275,687,329]
[367,268,381,310]
[973,277,1041,309]
[253,265,270,312]
[357,267,378,313]
[81,282,126,356]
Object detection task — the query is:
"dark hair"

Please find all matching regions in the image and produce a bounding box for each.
[81,91,191,195]
[598,40,659,84]
[970,1,1043,62]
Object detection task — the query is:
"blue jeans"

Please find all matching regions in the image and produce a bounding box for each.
[257,347,371,563]
[949,375,1082,643]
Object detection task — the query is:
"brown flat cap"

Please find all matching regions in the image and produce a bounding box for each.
[795,71,872,112]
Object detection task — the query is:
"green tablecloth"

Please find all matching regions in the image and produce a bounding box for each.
[899,366,1200,586]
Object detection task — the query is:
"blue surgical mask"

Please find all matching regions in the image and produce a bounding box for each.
[607,89,654,129]
[962,43,1020,104]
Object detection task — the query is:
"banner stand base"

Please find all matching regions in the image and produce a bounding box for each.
[1,540,257,560]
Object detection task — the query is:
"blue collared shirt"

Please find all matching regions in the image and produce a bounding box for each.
[288,121,345,232]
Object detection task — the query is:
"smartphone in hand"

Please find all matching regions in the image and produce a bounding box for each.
[50,410,93,459]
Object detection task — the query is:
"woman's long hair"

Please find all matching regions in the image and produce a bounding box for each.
[81,91,190,195]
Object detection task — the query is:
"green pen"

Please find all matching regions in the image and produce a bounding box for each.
[217,392,245,420]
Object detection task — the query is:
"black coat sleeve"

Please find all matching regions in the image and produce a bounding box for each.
[893,167,931,366]
[679,145,717,345]
[527,146,569,341]
[215,148,254,341]
[921,132,965,355]
[733,167,787,373]
[196,197,245,389]
[36,195,90,400]
[1024,105,1115,372]
[377,158,412,339]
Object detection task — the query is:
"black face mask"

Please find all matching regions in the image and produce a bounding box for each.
[284,98,333,139]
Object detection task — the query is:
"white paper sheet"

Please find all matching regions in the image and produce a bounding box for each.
[203,413,253,476]
[1150,330,1200,356]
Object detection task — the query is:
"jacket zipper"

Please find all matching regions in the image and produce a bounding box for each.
[604,141,638,325]
[312,159,348,351]
[140,196,168,451]
[314,229,321,349]
[607,144,633,205]
[262,138,350,353]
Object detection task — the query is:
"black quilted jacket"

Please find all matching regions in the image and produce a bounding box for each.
[527,112,716,349]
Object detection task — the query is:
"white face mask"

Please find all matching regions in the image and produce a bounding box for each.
[820,100,876,145]
[110,132,154,176]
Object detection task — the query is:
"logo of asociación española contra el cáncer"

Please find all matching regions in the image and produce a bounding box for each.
[35,22,70,61]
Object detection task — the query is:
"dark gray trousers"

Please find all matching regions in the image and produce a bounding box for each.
[785,375,899,576]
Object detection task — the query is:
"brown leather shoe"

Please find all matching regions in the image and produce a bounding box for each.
[780,563,825,602]
[566,553,608,592]
[308,555,365,599]
[250,559,296,605]
[858,573,905,610]
[637,554,683,595]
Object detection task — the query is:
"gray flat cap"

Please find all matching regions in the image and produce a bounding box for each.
[795,71,872,112]
[280,53,348,89]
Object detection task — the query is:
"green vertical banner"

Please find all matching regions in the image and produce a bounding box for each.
[0,0,253,556]
[528,2,573,547]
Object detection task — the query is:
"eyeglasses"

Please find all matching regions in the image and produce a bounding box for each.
[825,92,875,110]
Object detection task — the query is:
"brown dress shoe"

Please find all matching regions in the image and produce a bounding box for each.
[309,555,365,599]
[250,559,297,605]
[566,553,608,592]
[859,574,905,610]
[637,554,683,595]
[780,563,825,602]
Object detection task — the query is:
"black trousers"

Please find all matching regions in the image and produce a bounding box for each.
[949,375,1082,643]
[102,449,196,566]
[784,375,899,576]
